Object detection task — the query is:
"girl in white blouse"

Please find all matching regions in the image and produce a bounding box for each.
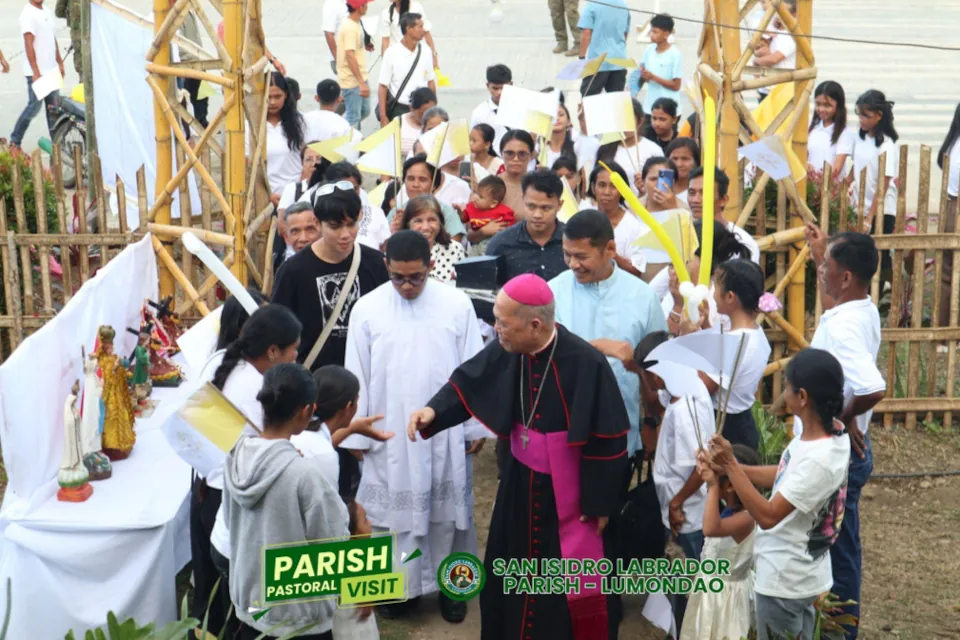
[807,81,856,179]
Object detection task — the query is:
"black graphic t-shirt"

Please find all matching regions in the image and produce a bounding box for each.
[272,244,389,370]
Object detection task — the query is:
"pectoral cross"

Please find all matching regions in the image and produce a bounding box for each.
[521,428,530,450]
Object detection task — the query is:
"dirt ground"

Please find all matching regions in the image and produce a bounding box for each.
[377,426,960,640]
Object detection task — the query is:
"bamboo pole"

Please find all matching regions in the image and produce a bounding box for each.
[945,223,960,430]
[82,0,98,184]
[74,145,91,284]
[932,156,950,420]
[730,0,778,81]
[786,0,812,355]
[145,63,235,88]
[733,67,817,93]
[884,145,909,429]
[116,176,129,236]
[145,0,192,62]
[763,356,793,378]
[870,158,886,301]
[153,0,175,299]
[261,217,277,295]
[244,251,263,288]
[152,235,210,315]
[176,145,194,297]
[51,146,73,303]
[147,223,235,246]
[905,146,932,430]
[224,0,247,285]
[814,162,832,327]
[718,0,742,219]
[182,250,235,314]
[189,0,234,69]
[11,163,34,316]
[169,99,225,157]
[4,231,24,348]
[29,150,53,314]
[243,71,272,228]
[93,154,109,259]
[755,226,805,251]
[92,0,205,60]
[148,92,235,223]
[245,203,275,242]
[766,310,808,348]
[137,167,149,231]
[147,76,234,223]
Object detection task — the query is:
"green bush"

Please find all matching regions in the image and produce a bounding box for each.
[752,401,789,466]
[0,144,60,235]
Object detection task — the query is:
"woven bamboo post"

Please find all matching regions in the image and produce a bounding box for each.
[0,204,19,350]
[884,145,909,428]
[4,231,24,348]
[929,157,951,415]
[92,154,109,259]
[814,162,832,327]
[224,0,247,285]
[51,146,74,302]
[10,163,33,316]
[717,0,741,218]
[137,166,149,231]
[176,145,193,296]
[152,0,175,299]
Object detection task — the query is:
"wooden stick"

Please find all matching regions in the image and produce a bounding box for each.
[29,150,53,314]
[93,153,109,260]
[181,250,236,314]
[814,162,832,326]
[244,250,263,288]
[245,203,275,242]
[11,162,34,316]
[717,333,748,437]
[766,309,808,348]
[243,56,270,81]
[686,397,705,451]
[0,203,19,349]
[261,217,277,295]
[4,231,24,348]
[764,356,792,378]
[755,225,805,251]
[780,177,816,225]
[732,67,817,93]
[145,63,234,88]
[905,146,932,430]
[884,145,909,429]
[136,166,149,232]
[5,233,140,246]
[74,144,90,284]
[737,172,772,228]
[152,235,210,315]
[243,72,273,226]
[933,155,950,423]
[147,223,235,246]
[50,145,74,303]
[696,62,724,90]
[169,59,226,71]
[168,99,225,158]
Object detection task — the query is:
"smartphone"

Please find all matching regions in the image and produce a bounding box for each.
[458,160,472,181]
[657,168,675,193]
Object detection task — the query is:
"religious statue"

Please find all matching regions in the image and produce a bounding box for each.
[80,346,112,480]
[129,330,152,407]
[149,297,183,354]
[96,325,137,461]
[58,380,93,502]
[128,318,184,388]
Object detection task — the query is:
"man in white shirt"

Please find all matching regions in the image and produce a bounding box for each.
[379,12,436,126]
[341,230,484,623]
[470,64,512,155]
[303,79,352,143]
[688,166,761,264]
[752,0,797,101]
[803,226,886,640]
[11,0,64,148]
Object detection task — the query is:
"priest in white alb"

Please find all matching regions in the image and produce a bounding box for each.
[341,230,486,624]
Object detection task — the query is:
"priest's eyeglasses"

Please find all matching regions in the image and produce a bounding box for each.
[389,271,428,286]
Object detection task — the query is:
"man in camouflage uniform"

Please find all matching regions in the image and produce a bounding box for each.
[55,0,82,75]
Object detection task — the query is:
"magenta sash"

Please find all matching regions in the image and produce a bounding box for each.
[511,424,608,640]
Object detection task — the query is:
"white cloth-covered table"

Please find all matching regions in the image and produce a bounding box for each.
[0,235,192,637]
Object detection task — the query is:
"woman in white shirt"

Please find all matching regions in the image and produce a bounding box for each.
[702,259,772,451]
[707,348,850,640]
[543,104,600,178]
[470,123,504,177]
[936,103,960,328]
[380,0,439,69]
[595,99,663,196]
[586,161,648,278]
[807,81,856,179]
[261,72,306,203]
[192,304,302,637]
[666,136,700,206]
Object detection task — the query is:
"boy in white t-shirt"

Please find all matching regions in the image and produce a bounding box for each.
[636,331,714,628]
[706,348,851,640]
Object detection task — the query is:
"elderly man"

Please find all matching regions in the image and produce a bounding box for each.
[273,201,320,273]
[549,210,667,461]
[409,273,629,640]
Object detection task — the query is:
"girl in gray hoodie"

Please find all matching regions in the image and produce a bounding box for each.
[224,363,349,640]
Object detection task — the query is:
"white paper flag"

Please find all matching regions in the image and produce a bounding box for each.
[582,91,635,136]
[738,136,792,180]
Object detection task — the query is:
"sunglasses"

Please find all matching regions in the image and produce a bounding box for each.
[503,150,531,161]
[314,180,355,196]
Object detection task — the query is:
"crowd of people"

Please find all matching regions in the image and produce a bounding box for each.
[177,0,952,639]
[4,1,959,640]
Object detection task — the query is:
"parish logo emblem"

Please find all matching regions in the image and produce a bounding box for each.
[437,552,485,601]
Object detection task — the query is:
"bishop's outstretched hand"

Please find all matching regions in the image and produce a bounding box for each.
[407,407,436,441]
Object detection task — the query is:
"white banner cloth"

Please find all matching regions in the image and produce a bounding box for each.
[91,0,200,229]
[0,235,192,636]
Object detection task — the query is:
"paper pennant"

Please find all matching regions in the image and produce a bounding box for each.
[497,85,560,138]
[308,133,354,163]
[557,178,580,223]
[418,119,471,167]
[606,57,638,70]
[556,54,609,81]
[366,180,391,210]
[356,118,403,176]
[649,331,746,379]
[633,210,698,264]
[582,91,635,136]
[738,136,792,180]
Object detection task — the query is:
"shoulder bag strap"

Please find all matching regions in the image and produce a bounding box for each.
[389,44,422,112]
[302,244,363,370]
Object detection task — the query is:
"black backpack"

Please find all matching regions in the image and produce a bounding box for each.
[614,456,666,562]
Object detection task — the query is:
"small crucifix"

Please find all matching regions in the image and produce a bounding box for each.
[521,428,530,450]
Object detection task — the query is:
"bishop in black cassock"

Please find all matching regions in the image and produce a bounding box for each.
[408,274,630,640]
